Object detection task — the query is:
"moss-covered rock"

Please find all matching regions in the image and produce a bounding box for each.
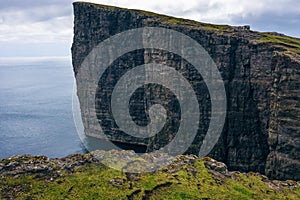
[1,151,299,199]
[72,2,300,181]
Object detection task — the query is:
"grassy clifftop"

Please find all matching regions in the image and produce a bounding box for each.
[1,152,299,199]
[259,32,300,55]
[75,2,300,57]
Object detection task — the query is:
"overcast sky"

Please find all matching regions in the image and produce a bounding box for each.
[0,0,299,57]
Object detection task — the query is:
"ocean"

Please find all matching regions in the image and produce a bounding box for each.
[0,57,85,159]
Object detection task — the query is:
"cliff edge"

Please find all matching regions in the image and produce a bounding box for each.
[71,2,300,180]
[1,152,300,199]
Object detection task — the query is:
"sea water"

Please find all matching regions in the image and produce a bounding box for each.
[0,57,85,158]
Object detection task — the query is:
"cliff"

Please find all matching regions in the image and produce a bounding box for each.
[1,152,300,199]
[71,2,300,180]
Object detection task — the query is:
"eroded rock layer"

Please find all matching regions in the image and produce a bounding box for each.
[71,2,300,180]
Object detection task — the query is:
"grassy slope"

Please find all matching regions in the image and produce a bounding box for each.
[1,159,299,200]
[136,8,300,56]
[77,2,300,57]
[2,3,299,199]
[259,32,300,55]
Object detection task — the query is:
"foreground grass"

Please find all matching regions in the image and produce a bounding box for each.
[1,159,299,200]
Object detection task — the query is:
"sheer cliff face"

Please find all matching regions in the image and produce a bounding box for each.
[71,2,300,180]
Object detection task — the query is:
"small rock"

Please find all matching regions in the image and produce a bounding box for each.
[57,171,62,177]
[109,178,125,186]
[202,157,227,173]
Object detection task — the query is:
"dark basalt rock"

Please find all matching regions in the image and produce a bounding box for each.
[71,2,300,180]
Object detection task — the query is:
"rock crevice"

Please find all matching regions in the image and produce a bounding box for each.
[71,2,300,180]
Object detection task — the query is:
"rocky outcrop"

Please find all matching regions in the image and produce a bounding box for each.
[71,2,300,180]
[1,151,300,199]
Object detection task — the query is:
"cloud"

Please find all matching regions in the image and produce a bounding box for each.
[0,0,72,11]
[86,0,300,24]
[232,12,300,37]
[0,0,299,57]
[85,0,300,37]
[0,16,72,43]
[0,1,73,44]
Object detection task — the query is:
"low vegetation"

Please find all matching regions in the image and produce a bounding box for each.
[1,154,299,199]
[259,32,300,55]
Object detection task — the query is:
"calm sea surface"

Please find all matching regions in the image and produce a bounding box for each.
[0,57,85,159]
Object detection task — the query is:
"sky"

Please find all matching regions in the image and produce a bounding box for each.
[0,0,299,57]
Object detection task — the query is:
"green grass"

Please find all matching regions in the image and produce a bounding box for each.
[74,1,120,10]
[259,32,300,55]
[78,1,231,32]
[162,17,231,31]
[1,159,299,199]
[77,1,300,53]
[130,9,231,32]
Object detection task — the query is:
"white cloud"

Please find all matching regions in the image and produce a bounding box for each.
[1,0,299,44]
[0,0,299,57]
[0,6,73,43]
[86,0,300,24]
[0,16,72,44]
